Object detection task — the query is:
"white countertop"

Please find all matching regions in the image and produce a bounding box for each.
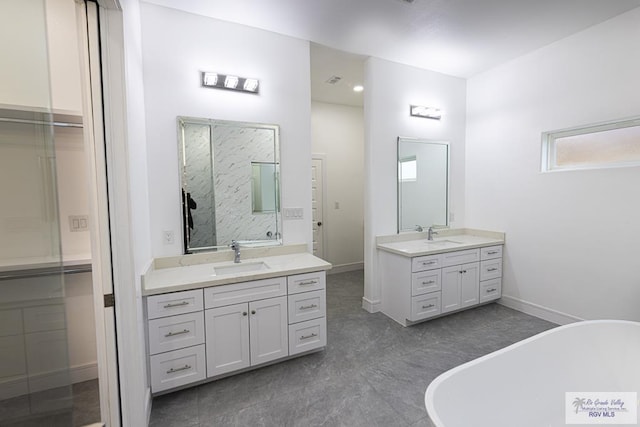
[376,228,504,257]
[143,245,332,296]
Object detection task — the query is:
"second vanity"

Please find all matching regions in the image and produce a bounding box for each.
[377,229,505,327]
[142,245,331,394]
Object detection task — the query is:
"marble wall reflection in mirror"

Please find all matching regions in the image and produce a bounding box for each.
[397,137,449,232]
[178,117,282,253]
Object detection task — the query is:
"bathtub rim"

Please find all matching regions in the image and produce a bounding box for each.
[424,319,640,427]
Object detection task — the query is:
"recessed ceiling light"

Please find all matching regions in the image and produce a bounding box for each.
[325,75,342,85]
[353,85,364,93]
[224,75,239,89]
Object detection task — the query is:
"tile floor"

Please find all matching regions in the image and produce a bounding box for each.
[149,270,556,427]
[0,379,100,427]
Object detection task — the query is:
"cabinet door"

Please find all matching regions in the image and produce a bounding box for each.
[205,303,250,377]
[441,266,462,314]
[249,296,288,366]
[460,262,480,308]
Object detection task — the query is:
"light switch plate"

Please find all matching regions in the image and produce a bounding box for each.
[69,215,89,232]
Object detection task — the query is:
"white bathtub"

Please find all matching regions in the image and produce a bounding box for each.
[425,320,640,427]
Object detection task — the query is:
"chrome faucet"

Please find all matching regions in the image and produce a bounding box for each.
[427,226,438,241]
[230,240,241,263]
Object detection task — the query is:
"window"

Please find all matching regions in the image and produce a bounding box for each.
[399,156,417,182]
[541,117,640,172]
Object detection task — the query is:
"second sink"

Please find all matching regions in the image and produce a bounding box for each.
[213,261,269,276]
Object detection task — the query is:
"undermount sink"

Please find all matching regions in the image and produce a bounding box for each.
[424,239,463,246]
[213,261,269,276]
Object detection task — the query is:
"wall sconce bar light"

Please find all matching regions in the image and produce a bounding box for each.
[202,71,260,94]
[410,105,442,120]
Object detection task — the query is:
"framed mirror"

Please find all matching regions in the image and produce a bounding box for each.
[397,137,449,232]
[178,117,282,253]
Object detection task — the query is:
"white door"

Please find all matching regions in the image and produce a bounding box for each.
[78,2,121,424]
[460,262,480,308]
[205,303,250,377]
[249,296,288,365]
[441,266,462,313]
[311,158,325,258]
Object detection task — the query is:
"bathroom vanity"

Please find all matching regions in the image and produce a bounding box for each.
[377,229,504,326]
[142,245,331,393]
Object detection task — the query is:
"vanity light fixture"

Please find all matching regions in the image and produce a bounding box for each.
[202,71,260,94]
[410,105,442,120]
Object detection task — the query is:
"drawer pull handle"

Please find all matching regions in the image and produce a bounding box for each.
[487,251,498,255]
[300,304,318,310]
[167,364,191,374]
[486,288,497,293]
[300,332,318,340]
[487,268,498,272]
[422,304,435,309]
[163,301,189,308]
[165,329,190,337]
[422,280,435,285]
[299,280,317,286]
[422,261,436,265]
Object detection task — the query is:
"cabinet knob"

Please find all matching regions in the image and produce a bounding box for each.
[251,310,256,315]
[242,312,248,316]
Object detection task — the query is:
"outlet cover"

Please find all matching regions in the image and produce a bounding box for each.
[163,230,175,244]
[69,215,89,232]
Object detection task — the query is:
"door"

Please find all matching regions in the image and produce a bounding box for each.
[311,157,325,258]
[78,2,121,424]
[0,1,72,421]
[460,262,480,308]
[441,266,461,313]
[205,303,250,377]
[249,296,288,365]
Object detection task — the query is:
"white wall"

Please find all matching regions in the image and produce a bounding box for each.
[311,101,364,270]
[118,0,154,424]
[363,58,467,311]
[140,3,313,257]
[466,7,640,323]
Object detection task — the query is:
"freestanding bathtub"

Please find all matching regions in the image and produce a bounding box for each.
[425,320,640,427]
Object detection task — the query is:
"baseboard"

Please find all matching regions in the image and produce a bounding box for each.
[498,295,583,325]
[0,361,99,400]
[327,262,363,274]
[361,296,380,313]
[70,362,99,384]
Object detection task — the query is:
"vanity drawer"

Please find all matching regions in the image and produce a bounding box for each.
[287,271,326,295]
[147,289,204,320]
[150,344,206,393]
[480,259,502,281]
[480,278,502,303]
[288,290,326,324]
[148,311,205,355]
[412,254,443,272]
[481,245,503,260]
[204,277,287,309]
[410,292,442,321]
[411,270,441,296]
[288,317,326,355]
[442,249,480,267]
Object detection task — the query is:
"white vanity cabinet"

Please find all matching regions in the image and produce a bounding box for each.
[380,244,503,327]
[145,270,327,394]
[204,277,289,377]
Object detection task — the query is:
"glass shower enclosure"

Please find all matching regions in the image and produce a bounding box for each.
[0,0,74,424]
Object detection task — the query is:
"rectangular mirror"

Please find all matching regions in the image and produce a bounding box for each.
[397,137,449,232]
[178,117,282,253]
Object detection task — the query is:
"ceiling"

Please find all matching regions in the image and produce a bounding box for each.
[143,0,640,106]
